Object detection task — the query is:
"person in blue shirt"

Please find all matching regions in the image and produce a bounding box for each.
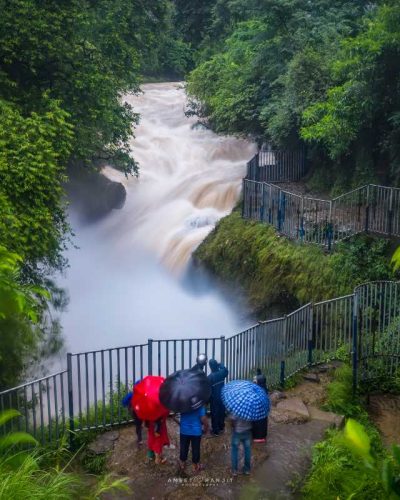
[179,406,209,473]
[207,359,229,436]
[121,390,143,447]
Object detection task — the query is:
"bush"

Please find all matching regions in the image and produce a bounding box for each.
[194,209,396,316]
[303,366,396,499]
[0,410,128,499]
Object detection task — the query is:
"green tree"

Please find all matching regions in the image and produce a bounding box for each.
[0,99,72,272]
[301,3,400,184]
[0,247,49,389]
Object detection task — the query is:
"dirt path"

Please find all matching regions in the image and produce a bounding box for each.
[368,393,400,447]
[97,366,343,499]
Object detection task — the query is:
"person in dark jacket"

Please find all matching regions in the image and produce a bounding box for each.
[252,368,268,442]
[207,359,229,436]
[192,353,207,372]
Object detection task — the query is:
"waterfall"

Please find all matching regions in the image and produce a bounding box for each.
[59,82,256,353]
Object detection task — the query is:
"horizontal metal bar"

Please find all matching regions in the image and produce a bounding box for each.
[0,371,68,396]
[70,344,148,356]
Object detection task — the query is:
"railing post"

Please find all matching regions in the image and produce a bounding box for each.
[281,314,287,388]
[300,196,305,242]
[278,189,283,231]
[365,184,370,233]
[255,153,260,181]
[327,201,333,251]
[148,339,153,376]
[220,336,225,365]
[352,293,358,397]
[66,353,75,449]
[260,183,265,221]
[268,184,273,224]
[241,178,246,218]
[388,187,394,237]
[308,304,314,366]
[280,361,286,389]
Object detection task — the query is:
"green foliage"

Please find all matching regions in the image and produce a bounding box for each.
[187,20,266,136]
[173,0,216,48]
[187,0,400,187]
[194,209,396,314]
[324,365,364,418]
[302,366,398,500]
[301,3,400,183]
[393,247,400,271]
[0,248,53,389]
[0,0,173,175]
[0,0,177,387]
[342,419,400,498]
[0,410,129,498]
[81,452,108,475]
[0,410,38,452]
[302,428,385,500]
[358,317,400,394]
[0,99,72,271]
[330,236,397,293]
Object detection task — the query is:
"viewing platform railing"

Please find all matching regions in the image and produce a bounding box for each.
[1,281,399,445]
[244,151,400,248]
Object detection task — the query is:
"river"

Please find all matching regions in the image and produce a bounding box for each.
[59,82,257,355]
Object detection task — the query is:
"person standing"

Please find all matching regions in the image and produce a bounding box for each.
[179,406,209,473]
[147,415,170,464]
[192,353,207,372]
[122,391,143,447]
[207,359,228,436]
[252,368,269,443]
[230,412,252,476]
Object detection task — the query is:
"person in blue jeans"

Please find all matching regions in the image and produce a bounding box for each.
[179,405,209,473]
[230,413,252,476]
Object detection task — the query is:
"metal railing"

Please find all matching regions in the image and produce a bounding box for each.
[0,371,68,443]
[243,179,400,248]
[246,150,306,182]
[1,281,399,444]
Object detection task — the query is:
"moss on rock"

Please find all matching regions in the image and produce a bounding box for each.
[194,208,396,316]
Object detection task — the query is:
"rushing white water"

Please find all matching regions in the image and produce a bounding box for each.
[59,82,256,354]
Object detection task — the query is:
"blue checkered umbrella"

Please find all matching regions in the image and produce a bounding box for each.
[221,380,270,421]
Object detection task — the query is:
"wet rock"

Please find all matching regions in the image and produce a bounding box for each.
[315,364,331,373]
[303,373,320,383]
[270,391,286,406]
[272,397,310,423]
[307,406,344,428]
[66,165,127,221]
[88,430,120,454]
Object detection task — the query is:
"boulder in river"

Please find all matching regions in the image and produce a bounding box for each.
[66,164,127,220]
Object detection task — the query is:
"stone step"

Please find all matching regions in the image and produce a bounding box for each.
[307,406,344,428]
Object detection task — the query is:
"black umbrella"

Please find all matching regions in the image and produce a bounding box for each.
[159,368,211,413]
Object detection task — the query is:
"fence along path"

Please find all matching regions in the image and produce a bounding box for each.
[1,281,399,445]
[243,151,400,248]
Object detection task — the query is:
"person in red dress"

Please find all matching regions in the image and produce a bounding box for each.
[147,415,169,464]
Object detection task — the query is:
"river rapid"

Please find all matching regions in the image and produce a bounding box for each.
[59,82,257,354]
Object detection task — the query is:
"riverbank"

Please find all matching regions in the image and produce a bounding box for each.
[193,206,397,317]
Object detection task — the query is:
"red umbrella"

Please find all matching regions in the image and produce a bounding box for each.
[132,376,169,421]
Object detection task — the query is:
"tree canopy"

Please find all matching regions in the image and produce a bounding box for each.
[186,0,400,191]
[0,0,180,386]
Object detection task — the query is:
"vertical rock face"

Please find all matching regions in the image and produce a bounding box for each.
[66,165,126,220]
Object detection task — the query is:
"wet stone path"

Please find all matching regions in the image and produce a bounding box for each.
[95,366,344,499]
